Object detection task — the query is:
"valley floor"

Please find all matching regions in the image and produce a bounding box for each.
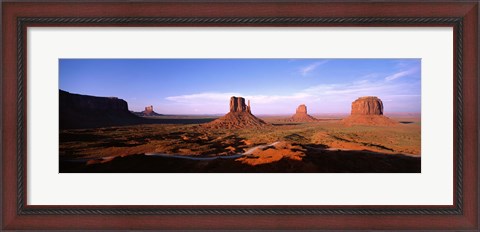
[59,116,421,173]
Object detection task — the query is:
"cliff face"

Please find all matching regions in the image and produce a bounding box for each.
[296,104,307,114]
[60,90,129,111]
[230,97,247,112]
[60,90,143,129]
[204,96,268,129]
[351,96,383,115]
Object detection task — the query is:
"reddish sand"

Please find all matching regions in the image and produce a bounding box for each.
[236,141,305,166]
[342,115,398,126]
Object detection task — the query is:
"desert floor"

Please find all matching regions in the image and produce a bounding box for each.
[60,116,421,173]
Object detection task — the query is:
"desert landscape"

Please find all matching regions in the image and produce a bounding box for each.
[59,59,421,173]
[60,93,420,173]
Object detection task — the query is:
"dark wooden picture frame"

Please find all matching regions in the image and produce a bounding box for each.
[2,1,478,230]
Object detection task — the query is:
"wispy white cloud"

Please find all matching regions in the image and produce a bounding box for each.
[164,58,422,115]
[165,77,419,114]
[165,92,313,106]
[393,59,420,69]
[384,68,419,81]
[244,92,313,104]
[302,81,400,100]
[353,79,370,85]
[359,73,381,79]
[299,61,328,76]
[165,92,240,103]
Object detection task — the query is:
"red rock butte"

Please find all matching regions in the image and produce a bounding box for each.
[342,96,397,126]
[286,104,318,122]
[351,96,383,115]
[134,105,162,117]
[144,105,161,116]
[145,105,154,113]
[203,96,268,129]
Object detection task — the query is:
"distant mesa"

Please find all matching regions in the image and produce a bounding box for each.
[342,96,398,126]
[203,96,268,129]
[286,104,318,122]
[60,90,143,129]
[134,105,162,117]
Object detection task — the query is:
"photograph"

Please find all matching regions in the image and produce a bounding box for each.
[3,0,478,230]
[59,58,421,173]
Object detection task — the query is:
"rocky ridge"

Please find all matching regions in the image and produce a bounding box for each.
[60,90,143,129]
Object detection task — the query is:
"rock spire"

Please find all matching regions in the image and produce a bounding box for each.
[203,96,268,129]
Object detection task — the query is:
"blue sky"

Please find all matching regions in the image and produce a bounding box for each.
[59,59,421,115]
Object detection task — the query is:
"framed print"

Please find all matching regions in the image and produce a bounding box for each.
[2,0,479,230]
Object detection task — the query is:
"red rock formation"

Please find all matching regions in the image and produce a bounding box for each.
[230,96,247,112]
[296,104,307,114]
[60,90,129,111]
[135,105,162,116]
[351,96,383,115]
[286,104,318,122]
[342,96,397,126]
[204,96,268,129]
[59,90,143,129]
[145,105,154,113]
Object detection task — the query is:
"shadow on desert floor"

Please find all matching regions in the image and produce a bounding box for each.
[60,146,420,173]
[399,121,415,124]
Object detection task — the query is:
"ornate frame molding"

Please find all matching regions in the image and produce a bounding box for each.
[16,17,464,215]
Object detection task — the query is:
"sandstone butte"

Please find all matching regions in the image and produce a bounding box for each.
[286,104,318,122]
[137,105,162,116]
[144,105,154,114]
[203,96,268,129]
[342,96,398,126]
